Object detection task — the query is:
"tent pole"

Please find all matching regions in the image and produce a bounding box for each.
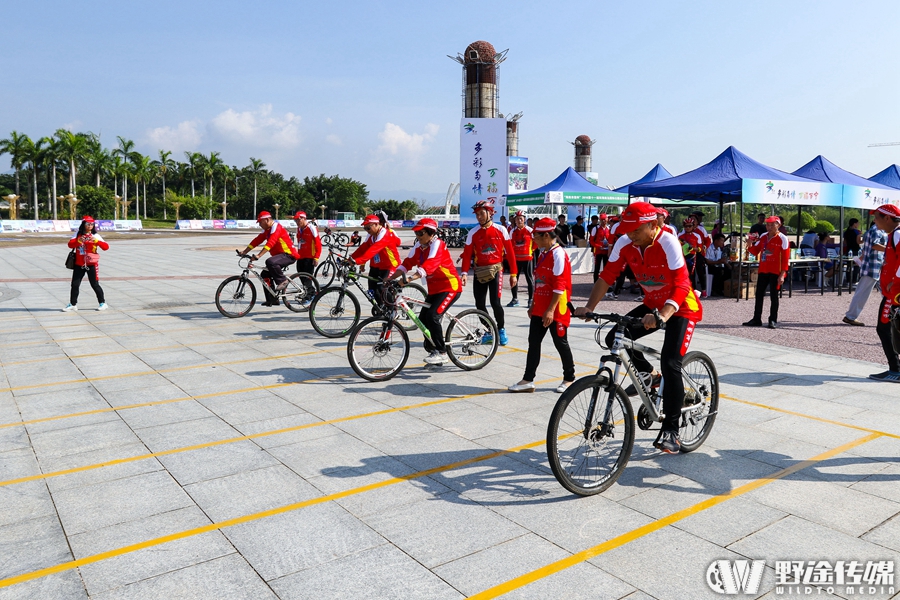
[838,205,845,296]
[796,205,802,248]
[736,200,744,303]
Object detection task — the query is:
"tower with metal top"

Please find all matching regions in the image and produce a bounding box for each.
[449,41,508,118]
[572,135,595,174]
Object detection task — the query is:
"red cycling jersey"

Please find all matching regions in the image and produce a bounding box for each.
[246,222,299,259]
[68,234,110,267]
[398,238,460,295]
[602,228,703,322]
[749,232,789,275]
[510,225,534,261]
[589,225,612,256]
[678,231,705,257]
[351,227,401,271]
[880,227,900,301]
[295,223,322,260]
[460,222,518,275]
[531,244,572,327]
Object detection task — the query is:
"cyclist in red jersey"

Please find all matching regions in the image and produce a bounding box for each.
[678,217,706,297]
[460,199,518,346]
[589,213,612,282]
[350,213,401,305]
[293,210,321,299]
[575,201,703,454]
[389,218,461,366]
[508,210,534,308]
[742,216,789,329]
[240,211,300,306]
[871,204,900,382]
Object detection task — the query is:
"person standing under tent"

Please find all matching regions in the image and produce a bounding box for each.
[555,214,571,247]
[679,217,706,299]
[749,213,767,236]
[870,204,900,382]
[571,215,587,247]
[508,210,534,308]
[843,215,888,327]
[460,199,518,346]
[743,215,789,329]
[240,211,300,307]
[590,213,612,282]
[508,218,575,394]
[349,213,402,306]
[705,233,732,296]
[63,216,110,312]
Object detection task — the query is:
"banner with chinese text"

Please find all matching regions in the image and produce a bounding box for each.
[459,118,508,226]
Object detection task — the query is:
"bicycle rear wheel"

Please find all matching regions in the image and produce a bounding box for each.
[215,276,256,318]
[282,273,319,313]
[347,317,410,381]
[396,283,428,331]
[678,351,719,452]
[547,376,635,496]
[309,287,361,338]
[314,259,337,289]
[445,309,498,371]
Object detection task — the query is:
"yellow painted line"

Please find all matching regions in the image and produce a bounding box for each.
[3,339,237,366]
[0,372,582,489]
[469,432,882,599]
[0,350,321,394]
[722,394,900,441]
[0,438,552,589]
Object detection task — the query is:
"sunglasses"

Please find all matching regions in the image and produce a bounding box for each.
[414,230,429,237]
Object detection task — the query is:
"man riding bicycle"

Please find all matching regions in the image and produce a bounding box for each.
[348,212,402,305]
[388,218,461,366]
[238,211,300,306]
[575,201,703,454]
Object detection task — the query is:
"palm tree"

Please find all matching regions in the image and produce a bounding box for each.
[85,141,111,188]
[247,157,266,218]
[110,156,125,218]
[55,129,89,194]
[38,136,60,219]
[114,136,135,207]
[131,153,153,219]
[155,150,175,219]
[0,131,31,200]
[23,136,42,219]
[204,151,221,199]
[184,151,202,198]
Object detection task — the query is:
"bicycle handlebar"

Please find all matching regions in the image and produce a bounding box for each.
[570,303,666,330]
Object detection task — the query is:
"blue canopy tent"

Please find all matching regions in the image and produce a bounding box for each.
[613,163,673,195]
[505,167,629,207]
[870,165,900,190]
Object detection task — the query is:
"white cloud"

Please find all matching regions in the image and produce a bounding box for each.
[366,122,440,178]
[145,120,203,151]
[325,117,333,125]
[326,134,342,146]
[62,120,82,131]
[209,104,301,149]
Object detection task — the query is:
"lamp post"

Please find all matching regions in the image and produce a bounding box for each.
[113,195,121,220]
[3,194,17,220]
[273,203,280,221]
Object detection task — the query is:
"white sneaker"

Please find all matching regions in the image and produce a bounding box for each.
[604,292,615,300]
[635,295,645,302]
[508,380,535,393]
[555,381,574,393]
[62,304,77,312]
[424,352,448,365]
[97,303,108,311]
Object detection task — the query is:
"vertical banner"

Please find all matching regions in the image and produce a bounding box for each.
[460,118,508,226]
[508,156,528,192]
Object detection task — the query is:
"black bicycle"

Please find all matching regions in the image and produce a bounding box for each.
[215,251,319,318]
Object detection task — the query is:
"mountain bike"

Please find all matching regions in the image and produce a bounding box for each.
[215,251,319,318]
[313,238,350,289]
[546,309,719,496]
[346,281,498,381]
[308,262,428,337]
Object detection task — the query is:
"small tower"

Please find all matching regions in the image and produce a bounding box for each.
[449,41,509,118]
[501,111,523,156]
[572,135,595,174]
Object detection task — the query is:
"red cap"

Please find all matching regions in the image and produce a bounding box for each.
[413,218,438,232]
[875,204,900,218]
[655,208,669,217]
[764,215,781,223]
[81,215,95,223]
[293,211,307,220]
[616,202,659,234]
[533,217,557,233]
[257,211,272,222]
[599,213,608,219]
[362,214,381,226]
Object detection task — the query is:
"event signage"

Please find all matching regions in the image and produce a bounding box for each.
[459,118,508,226]
[741,179,841,206]
[508,157,528,193]
[841,184,900,210]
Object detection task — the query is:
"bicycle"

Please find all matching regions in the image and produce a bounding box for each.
[346,281,499,381]
[215,251,319,318]
[546,309,719,496]
[308,261,428,337]
[313,238,350,289]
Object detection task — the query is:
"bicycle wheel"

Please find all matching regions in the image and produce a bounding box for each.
[547,376,635,496]
[333,232,349,245]
[445,309,498,371]
[396,283,428,331]
[347,317,410,382]
[677,351,719,452]
[314,259,337,289]
[215,276,256,318]
[282,273,319,313]
[309,287,361,338]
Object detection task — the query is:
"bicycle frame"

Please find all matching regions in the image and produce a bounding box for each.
[391,292,487,352]
[238,257,281,298]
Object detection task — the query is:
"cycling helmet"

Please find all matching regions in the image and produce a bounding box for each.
[472,199,495,214]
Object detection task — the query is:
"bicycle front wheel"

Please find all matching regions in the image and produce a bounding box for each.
[215,276,256,318]
[396,283,428,331]
[547,376,635,496]
[314,260,337,289]
[309,287,361,338]
[445,309,498,371]
[283,273,319,313]
[347,317,410,381]
[678,351,719,452]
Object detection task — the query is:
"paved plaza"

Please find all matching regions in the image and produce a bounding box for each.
[0,232,898,600]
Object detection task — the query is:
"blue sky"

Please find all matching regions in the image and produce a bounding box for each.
[3,0,898,199]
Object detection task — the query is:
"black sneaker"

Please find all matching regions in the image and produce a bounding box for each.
[868,371,900,383]
[654,430,681,454]
[742,319,763,327]
[624,372,660,397]
[767,320,777,329]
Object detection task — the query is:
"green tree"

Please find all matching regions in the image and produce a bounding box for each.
[75,185,115,220]
[0,130,30,200]
[184,151,202,197]
[788,212,816,232]
[814,219,835,234]
[55,129,90,194]
[303,174,369,216]
[155,150,175,219]
[114,136,135,205]
[247,157,266,217]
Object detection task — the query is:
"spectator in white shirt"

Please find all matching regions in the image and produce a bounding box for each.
[705,233,731,296]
